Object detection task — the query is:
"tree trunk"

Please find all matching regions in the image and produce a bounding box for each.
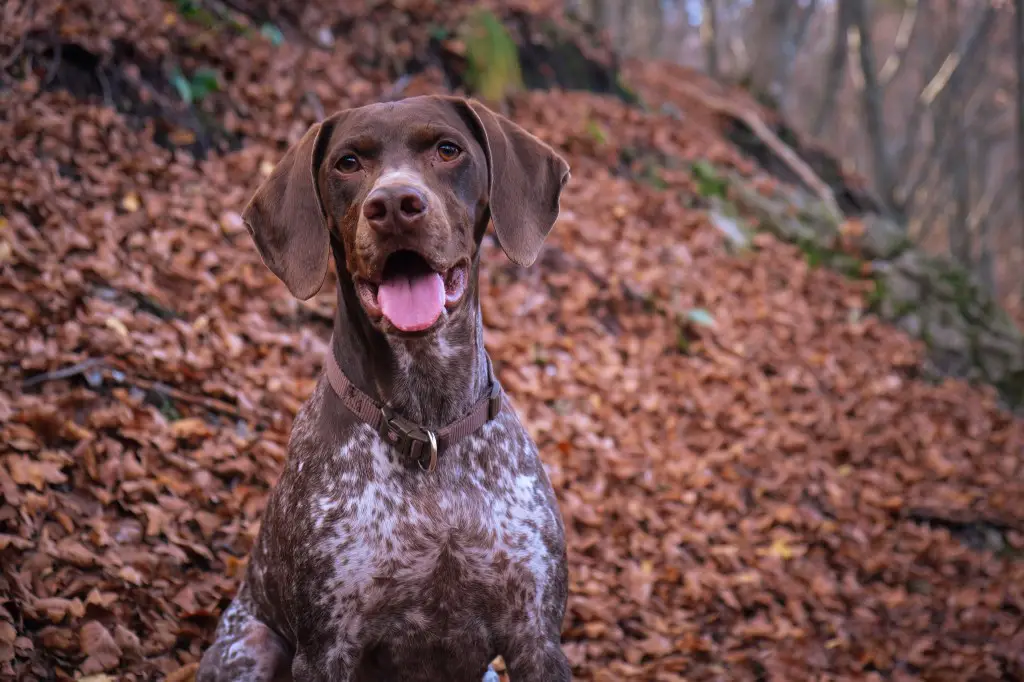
[777,0,819,113]
[812,2,850,137]
[848,0,896,215]
[1017,0,1024,297]
[949,100,972,269]
[646,0,664,59]
[702,0,720,78]
[745,0,798,104]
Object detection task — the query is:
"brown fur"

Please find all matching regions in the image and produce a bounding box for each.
[197,96,572,682]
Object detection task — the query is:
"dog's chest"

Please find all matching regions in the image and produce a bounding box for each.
[306,421,559,633]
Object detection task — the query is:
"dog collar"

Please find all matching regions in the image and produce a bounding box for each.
[322,340,505,473]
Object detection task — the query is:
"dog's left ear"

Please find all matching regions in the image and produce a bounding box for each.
[448,97,571,268]
[241,114,343,300]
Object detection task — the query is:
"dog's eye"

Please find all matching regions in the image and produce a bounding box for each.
[437,142,461,162]
[337,154,361,173]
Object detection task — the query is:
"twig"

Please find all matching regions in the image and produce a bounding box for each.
[903,507,1022,533]
[129,376,248,419]
[19,358,267,421]
[665,80,842,220]
[21,358,104,388]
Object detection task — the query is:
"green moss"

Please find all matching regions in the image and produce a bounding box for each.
[428,24,451,41]
[174,0,248,33]
[175,0,219,27]
[894,299,917,318]
[159,401,182,422]
[461,10,523,104]
[690,160,729,199]
[170,66,221,104]
[676,327,691,354]
[585,119,607,145]
[640,163,668,190]
[836,254,866,278]
[615,74,644,107]
[797,239,828,268]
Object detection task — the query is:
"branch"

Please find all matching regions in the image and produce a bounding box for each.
[896,2,1000,185]
[20,359,104,388]
[19,358,270,421]
[878,0,919,87]
[665,79,841,219]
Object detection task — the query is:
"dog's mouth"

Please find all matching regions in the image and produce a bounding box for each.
[355,251,468,333]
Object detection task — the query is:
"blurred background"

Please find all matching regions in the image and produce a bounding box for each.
[573,0,1024,313]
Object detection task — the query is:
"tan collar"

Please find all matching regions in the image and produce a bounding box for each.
[323,338,505,472]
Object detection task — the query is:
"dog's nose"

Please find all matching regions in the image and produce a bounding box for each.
[363,185,429,231]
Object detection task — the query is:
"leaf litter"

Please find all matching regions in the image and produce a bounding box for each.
[1,1,1023,680]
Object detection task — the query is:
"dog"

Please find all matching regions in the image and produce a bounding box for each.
[196,95,572,682]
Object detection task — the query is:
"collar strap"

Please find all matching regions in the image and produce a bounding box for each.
[323,341,505,473]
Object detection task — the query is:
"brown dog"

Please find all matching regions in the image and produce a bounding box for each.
[196,95,572,681]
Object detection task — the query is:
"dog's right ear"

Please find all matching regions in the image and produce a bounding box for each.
[241,115,342,300]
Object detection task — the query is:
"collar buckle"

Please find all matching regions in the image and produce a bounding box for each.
[487,382,503,420]
[380,406,438,472]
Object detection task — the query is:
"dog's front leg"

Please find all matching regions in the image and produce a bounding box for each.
[504,639,572,682]
[197,595,292,682]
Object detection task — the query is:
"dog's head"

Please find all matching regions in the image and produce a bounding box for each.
[241,95,570,336]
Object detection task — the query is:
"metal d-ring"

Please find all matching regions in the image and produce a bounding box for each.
[418,430,438,473]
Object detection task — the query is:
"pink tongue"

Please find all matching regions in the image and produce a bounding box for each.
[377,271,445,332]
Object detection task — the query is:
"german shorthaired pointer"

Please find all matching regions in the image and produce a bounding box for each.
[197,95,572,682]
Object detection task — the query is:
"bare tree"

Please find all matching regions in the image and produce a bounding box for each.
[746,0,799,102]
[813,2,851,136]
[878,0,919,88]
[896,3,999,211]
[777,0,820,112]
[848,0,897,215]
[702,0,720,78]
[1018,0,1024,276]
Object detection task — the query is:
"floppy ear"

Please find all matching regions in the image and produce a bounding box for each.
[452,98,571,267]
[241,115,341,300]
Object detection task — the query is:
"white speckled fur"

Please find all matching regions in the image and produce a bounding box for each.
[196,377,569,682]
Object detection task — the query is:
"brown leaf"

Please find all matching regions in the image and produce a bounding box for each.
[5,455,67,490]
[79,621,122,674]
[33,597,85,623]
[169,418,214,439]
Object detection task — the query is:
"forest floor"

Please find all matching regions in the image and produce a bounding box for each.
[2,1,1023,680]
